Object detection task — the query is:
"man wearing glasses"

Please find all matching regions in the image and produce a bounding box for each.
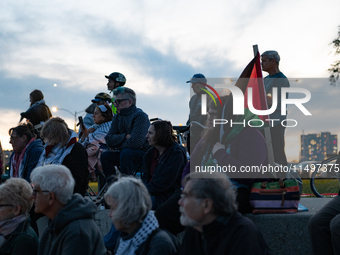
[101,87,150,178]
[30,164,107,255]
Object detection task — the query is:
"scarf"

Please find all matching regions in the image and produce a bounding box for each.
[36,130,77,166]
[115,211,159,255]
[0,215,27,248]
[10,138,35,178]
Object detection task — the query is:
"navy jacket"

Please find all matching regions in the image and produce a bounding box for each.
[142,142,187,205]
[9,139,43,182]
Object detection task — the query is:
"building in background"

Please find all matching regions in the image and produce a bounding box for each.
[300,132,338,161]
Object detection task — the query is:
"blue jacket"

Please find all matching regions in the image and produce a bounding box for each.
[9,139,43,182]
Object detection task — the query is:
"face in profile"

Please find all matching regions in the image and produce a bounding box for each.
[146,125,157,147]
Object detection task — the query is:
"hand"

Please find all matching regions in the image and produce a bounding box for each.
[212,142,225,155]
[80,126,89,140]
[88,128,95,133]
[126,134,131,140]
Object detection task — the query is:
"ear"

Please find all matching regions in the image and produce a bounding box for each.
[48,192,57,205]
[202,198,214,215]
[22,134,28,142]
[13,205,21,216]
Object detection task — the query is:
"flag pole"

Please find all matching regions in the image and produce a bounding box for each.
[253,45,277,178]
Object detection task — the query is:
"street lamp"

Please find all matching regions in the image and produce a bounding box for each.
[52,107,84,131]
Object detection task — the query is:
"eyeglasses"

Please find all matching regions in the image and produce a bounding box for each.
[32,187,50,197]
[0,204,14,207]
[114,99,129,105]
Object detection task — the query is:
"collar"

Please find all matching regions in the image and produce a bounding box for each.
[119,105,136,116]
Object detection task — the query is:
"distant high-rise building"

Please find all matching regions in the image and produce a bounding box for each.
[300,132,338,161]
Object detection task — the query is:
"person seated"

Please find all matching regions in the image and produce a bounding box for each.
[30,165,107,255]
[104,176,178,255]
[142,120,187,210]
[189,96,268,213]
[0,178,39,255]
[8,122,43,182]
[101,87,150,177]
[308,153,340,255]
[35,117,88,196]
[80,105,113,181]
[178,172,268,255]
[20,89,52,137]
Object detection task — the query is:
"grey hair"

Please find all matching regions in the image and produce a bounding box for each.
[183,172,238,215]
[30,165,75,205]
[0,178,33,216]
[104,177,151,227]
[261,50,280,64]
[114,87,136,105]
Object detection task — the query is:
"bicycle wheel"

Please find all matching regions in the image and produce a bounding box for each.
[310,156,340,197]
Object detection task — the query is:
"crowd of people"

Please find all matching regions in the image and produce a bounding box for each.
[0,51,337,255]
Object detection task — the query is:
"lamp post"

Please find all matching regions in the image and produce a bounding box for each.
[52,107,84,131]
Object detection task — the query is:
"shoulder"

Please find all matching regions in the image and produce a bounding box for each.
[135,108,149,118]
[138,229,178,255]
[28,139,44,151]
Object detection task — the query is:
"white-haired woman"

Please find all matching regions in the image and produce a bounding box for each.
[0,178,38,255]
[36,117,88,196]
[104,177,178,255]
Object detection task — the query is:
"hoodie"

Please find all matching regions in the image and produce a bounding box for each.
[38,194,107,255]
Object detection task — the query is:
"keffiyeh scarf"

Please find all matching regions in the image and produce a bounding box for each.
[115,211,159,255]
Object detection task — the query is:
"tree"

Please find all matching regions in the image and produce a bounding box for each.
[329,26,340,86]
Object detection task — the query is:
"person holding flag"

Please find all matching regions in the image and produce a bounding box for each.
[261,50,290,166]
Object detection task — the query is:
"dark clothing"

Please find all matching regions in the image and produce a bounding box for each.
[263,71,290,166]
[105,105,150,151]
[179,212,268,255]
[155,189,184,235]
[309,195,340,255]
[20,102,52,126]
[115,228,178,255]
[187,93,207,153]
[9,139,43,182]
[0,218,39,255]
[38,194,107,255]
[260,124,288,166]
[142,143,187,208]
[62,142,89,196]
[102,105,150,176]
[101,148,145,176]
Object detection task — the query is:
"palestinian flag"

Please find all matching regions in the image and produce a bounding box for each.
[221,52,269,144]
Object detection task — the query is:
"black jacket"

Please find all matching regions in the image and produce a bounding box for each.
[142,142,187,206]
[20,102,52,126]
[179,212,268,255]
[0,218,39,255]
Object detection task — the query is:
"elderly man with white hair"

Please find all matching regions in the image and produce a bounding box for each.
[30,165,107,255]
[178,172,268,255]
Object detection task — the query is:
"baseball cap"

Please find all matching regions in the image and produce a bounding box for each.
[186,73,207,84]
[91,92,112,103]
[105,72,126,86]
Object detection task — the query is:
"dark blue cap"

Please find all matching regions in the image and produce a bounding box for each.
[186,73,207,84]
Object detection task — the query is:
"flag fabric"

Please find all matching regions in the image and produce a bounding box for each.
[221,52,269,144]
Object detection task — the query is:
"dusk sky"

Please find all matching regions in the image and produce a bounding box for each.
[1,0,340,162]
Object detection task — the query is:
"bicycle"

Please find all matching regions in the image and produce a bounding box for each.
[310,155,340,197]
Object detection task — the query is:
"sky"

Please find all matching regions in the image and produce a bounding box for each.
[1,0,340,162]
